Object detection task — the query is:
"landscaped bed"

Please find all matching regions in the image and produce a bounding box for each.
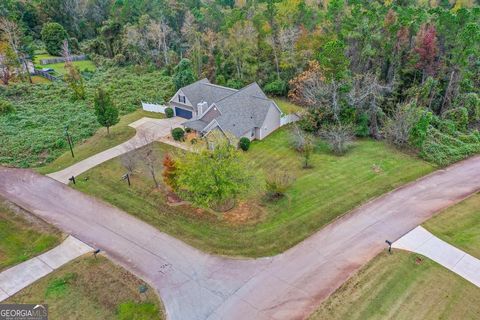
[72,128,434,257]
[0,198,61,271]
[309,251,480,320]
[6,255,165,320]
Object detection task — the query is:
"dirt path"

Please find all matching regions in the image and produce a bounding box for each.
[1,155,479,319]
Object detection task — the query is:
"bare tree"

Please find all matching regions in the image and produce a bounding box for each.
[148,19,171,66]
[383,103,418,147]
[121,151,139,174]
[0,17,32,83]
[291,125,315,168]
[137,133,160,188]
[348,73,392,139]
[320,124,354,155]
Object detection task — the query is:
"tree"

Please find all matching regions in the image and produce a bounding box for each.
[175,139,260,210]
[291,125,315,168]
[413,23,439,83]
[62,41,85,100]
[162,153,177,191]
[320,124,354,155]
[0,17,32,84]
[41,22,68,56]
[94,88,119,134]
[173,58,196,90]
[0,42,18,85]
[147,19,171,67]
[138,142,160,188]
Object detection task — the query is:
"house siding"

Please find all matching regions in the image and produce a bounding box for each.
[259,104,281,140]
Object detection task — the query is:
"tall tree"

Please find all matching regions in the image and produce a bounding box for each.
[93,88,119,134]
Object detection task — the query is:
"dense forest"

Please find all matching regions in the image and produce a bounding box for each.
[0,0,479,166]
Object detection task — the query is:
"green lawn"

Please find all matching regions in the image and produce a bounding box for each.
[72,128,434,257]
[310,251,480,320]
[0,198,61,271]
[273,98,303,114]
[36,109,164,174]
[34,53,96,76]
[7,255,164,320]
[423,192,480,259]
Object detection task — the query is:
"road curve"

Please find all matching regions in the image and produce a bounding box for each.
[1,155,479,319]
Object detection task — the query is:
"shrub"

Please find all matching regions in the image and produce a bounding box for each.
[0,99,15,115]
[238,137,251,151]
[443,107,469,131]
[320,124,354,155]
[185,127,192,133]
[355,113,369,137]
[265,171,295,200]
[171,127,185,141]
[264,79,287,96]
[41,22,68,56]
[383,104,419,147]
[226,78,244,89]
[165,107,174,118]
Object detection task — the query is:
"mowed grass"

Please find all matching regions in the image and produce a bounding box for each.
[73,128,433,257]
[423,192,480,259]
[0,199,61,271]
[36,110,164,174]
[273,98,303,114]
[310,251,480,320]
[34,53,96,75]
[7,255,165,320]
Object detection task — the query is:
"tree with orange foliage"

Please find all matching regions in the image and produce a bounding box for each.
[162,153,177,191]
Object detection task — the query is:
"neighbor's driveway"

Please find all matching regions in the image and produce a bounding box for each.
[1,156,480,319]
[47,117,184,183]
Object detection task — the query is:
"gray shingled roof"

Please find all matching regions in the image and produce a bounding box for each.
[180,78,238,107]
[181,80,279,138]
[210,83,274,137]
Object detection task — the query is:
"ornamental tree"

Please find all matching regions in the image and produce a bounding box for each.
[94,88,119,134]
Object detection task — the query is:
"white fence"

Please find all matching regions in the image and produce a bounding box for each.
[142,102,168,113]
[280,113,300,126]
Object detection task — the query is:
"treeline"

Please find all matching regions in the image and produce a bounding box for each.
[1,0,479,165]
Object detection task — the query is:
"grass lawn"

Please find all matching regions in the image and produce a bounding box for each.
[34,53,96,76]
[0,198,61,271]
[72,128,434,257]
[36,109,164,174]
[6,255,165,320]
[273,98,303,114]
[310,251,480,320]
[423,192,480,259]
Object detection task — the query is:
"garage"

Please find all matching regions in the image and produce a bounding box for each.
[175,107,193,119]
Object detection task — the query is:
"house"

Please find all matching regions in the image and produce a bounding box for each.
[169,78,283,140]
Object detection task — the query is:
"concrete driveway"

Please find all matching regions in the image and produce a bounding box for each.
[1,155,480,319]
[47,117,184,183]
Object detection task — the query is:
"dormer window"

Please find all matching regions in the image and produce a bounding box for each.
[178,95,186,103]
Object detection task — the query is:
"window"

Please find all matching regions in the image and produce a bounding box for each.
[178,95,186,103]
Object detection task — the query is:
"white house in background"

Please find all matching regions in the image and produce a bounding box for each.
[168,78,283,141]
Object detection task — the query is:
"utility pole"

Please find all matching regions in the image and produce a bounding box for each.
[65,126,75,158]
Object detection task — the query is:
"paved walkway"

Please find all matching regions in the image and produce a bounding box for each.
[47,117,184,183]
[393,226,480,287]
[0,236,93,301]
[1,155,480,319]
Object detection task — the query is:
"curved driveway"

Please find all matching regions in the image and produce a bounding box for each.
[47,117,184,183]
[1,155,480,319]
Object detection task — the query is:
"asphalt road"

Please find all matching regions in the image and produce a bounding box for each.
[1,155,479,319]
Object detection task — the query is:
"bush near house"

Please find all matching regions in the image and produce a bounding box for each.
[165,107,174,118]
[238,137,251,151]
[171,127,185,141]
